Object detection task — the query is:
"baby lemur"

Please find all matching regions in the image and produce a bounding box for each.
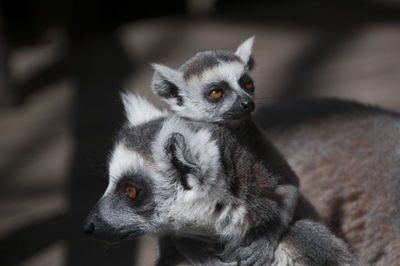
[151,36,298,192]
[84,94,355,265]
[149,37,355,264]
[151,37,257,122]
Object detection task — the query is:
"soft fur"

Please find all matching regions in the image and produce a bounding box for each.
[257,98,400,265]
[149,37,355,265]
[151,37,256,122]
[84,94,355,265]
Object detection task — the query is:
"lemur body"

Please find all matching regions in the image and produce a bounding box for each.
[84,94,355,265]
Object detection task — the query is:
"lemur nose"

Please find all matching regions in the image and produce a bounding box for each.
[241,101,255,112]
[83,221,95,234]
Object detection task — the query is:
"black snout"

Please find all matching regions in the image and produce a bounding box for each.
[83,220,95,234]
[241,100,255,112]
[83,202,99,235]
[83,209,100,236]
[83,200,124,243]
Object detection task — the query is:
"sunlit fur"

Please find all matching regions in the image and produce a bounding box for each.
[121,92,168,126]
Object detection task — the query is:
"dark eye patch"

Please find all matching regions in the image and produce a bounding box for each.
[117,175,144,201]
[239,74,255,94]
[116,172,155,216]
[204,81,232,102]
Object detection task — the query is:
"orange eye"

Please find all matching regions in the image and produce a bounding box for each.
[126,186,137,199]
[245,83,253,90]
[209,89,223,99]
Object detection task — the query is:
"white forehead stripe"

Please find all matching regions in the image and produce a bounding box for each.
[186,61,245,86]
[108,143,146,182]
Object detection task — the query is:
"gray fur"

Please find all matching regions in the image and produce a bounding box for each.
[150,39,355,264]
[257,98,400,265]
[118,117,164,156]
[148,38,356,264]
[84,102,355,265]
[273,220,355,266]
[85,114,297,256]
[179,50,241,80]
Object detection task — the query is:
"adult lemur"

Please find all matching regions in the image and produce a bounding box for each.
[256,98,400,265]
[84,94,354,265]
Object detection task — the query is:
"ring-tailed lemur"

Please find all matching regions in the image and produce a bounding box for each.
[151,37,256,122]
[151,36,300,192]
[84,94,355,265]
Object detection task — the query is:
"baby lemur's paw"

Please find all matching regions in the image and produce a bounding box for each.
[229,238,275,266]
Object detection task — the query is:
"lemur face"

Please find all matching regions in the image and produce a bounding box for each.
[152,37,256,122]
[84,94,250,243]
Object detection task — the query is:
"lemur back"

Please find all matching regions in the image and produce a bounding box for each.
[257,98,400,265]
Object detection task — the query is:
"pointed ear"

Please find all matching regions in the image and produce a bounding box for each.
[121,92,167,126]
[151,63,184,106]
[235,36,255,71]
[164,132,200,190]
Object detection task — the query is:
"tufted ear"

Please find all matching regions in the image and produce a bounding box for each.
[151,63,185,106]
[235,36,255,71]
[164,132,200,190]
[121,92,167,126]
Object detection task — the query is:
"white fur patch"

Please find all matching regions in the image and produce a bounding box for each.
[149,116,249,240]
[106,142,146,194]
[152,116,221,185]
[272,242,297,266]
[121,92,168,126]
[187,61,245,92]
[151,63,184,87]
[217,204,249,241]
[235,36,255,64]
[176,62,250,121]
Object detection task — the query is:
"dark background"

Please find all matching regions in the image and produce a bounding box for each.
[0,0,399,265]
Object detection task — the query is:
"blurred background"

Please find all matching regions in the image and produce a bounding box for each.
[0,0,399,265]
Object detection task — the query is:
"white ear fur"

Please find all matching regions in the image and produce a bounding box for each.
[121,92,168,126]
[235,36,255,64]
[153,117,221,188]
[151,63,184,93]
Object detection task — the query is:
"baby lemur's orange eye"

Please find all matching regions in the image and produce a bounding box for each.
[126,186,137,199]
[209,89,223,99]
[245,83,253,90]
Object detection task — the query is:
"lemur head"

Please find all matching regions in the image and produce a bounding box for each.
[152,37,256,122]
[84,93,297,244]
